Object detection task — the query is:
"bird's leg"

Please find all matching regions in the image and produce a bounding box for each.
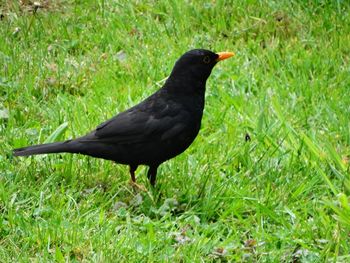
[129,165,137,183]
[147,165,159,186]
[129,165,146,191]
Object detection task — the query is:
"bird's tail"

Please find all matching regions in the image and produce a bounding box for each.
[13,140,72,157]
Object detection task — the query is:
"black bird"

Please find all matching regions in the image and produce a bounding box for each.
[13,49,234,186]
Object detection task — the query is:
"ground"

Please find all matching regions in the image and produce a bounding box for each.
[0,0,350,261]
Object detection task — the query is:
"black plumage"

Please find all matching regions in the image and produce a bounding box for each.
[13,49,234,186]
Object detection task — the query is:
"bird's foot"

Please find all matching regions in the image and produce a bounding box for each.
[129,180,147,192]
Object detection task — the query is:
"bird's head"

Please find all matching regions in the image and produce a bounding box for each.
[166,49,234,92]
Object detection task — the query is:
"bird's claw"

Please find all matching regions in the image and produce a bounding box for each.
[129,180,147,192]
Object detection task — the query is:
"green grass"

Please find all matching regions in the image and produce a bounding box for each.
[1,0,350,261]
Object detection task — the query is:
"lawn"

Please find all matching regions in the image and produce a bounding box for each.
[1,0,350,261]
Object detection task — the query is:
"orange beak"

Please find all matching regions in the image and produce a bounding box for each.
[216,52,235,62]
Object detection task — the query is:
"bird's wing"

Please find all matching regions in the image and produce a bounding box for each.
[80,98,188,144]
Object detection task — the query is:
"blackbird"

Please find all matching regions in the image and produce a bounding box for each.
[13,49,234,186]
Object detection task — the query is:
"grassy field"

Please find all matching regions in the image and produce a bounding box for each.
[1,0,350,261]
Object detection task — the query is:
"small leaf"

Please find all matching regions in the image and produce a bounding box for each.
[12,27,20,36]
[115,50,127,62]
[212,247,227,257]
[130,193,143,206]
[174,233,191,244]
[0,108,9,119]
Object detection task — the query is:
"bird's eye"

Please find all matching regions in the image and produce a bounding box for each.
[203,56,211,64]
